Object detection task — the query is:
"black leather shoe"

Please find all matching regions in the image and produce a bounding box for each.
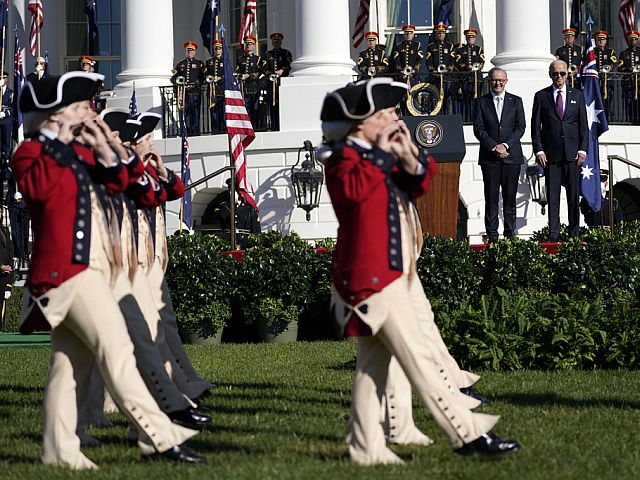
[168,407,212,430]
[455,432,520,456]
[146,443,206,464]
[460,386,491,405]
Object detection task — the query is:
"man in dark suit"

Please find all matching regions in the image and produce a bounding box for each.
[473,67,525,243]
[531,59,588,240]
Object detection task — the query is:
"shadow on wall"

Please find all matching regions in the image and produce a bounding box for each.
[255,168,296,233]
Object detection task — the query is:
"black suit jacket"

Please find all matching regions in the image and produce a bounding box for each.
[473,92,526,165]
[531,85,588,163]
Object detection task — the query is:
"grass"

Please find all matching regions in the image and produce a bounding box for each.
[1,341,639,479]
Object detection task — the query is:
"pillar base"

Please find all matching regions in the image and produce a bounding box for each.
[279,75,354,132]
[290,57,355,77]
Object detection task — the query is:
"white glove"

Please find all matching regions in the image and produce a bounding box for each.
[0,112,6,119]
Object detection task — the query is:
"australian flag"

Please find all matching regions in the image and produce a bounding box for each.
[570,0,584,31]
[578,29,609,212]
[435,0,455,26]
[180,120,192,229]
[84,0,99,56]
[199,0,219,56]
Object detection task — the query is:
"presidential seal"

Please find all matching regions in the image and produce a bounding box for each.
[415,120,444,148]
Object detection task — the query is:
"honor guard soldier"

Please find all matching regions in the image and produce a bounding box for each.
[454,28,485,119]
[171,41,205,135]
[0,71,12,181]
[26,56,47,83]
[357,32,389,79]
[390,24,423,80]
[555,28,583,88]
[264,32,292,131]
[235,35,267,130]
[426,23,456,114]
[618,30,640,124]
[204,39,225,134]
[79,55,94,73]
[594,30,617,118]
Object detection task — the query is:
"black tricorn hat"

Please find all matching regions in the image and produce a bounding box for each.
[100,108,140,143]
[320,78,408,122]
[131,111,162,140]
[19,71,104,113]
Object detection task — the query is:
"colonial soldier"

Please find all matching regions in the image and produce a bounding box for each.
[203,39,225,134]
[594,30,617,118]
[454,28,485,118]
[26,56,47,83]
[264,32,292,131]
[357,32,389,79]
[320,77,520,465]
[171,41,205,136]
[13,72,205,468]
[426,23,456,114]
[235,35,267,130]
[618,30,640,124]
[554,28,583,88]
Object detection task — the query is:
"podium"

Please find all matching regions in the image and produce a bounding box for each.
[402,115,466,239]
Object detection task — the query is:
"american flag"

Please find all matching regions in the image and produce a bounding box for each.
[238,0,256,46]
[619,0,636,36]
[578,28,609,212]
[352,0,370,48]
[222,33,258,210]
[27,0,43,57]
[180,121,192,229]
[0,1,8,54]
[129,83,137,116]
[12,30,24,143]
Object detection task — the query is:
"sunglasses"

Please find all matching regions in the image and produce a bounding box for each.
[551,71,567,77]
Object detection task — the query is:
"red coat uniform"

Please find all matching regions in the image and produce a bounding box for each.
[12,134,129,299]
[324,139,436,307]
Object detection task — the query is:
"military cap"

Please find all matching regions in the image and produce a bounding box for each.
[19,71,104,113]
[244,35,257,44]
[320,77,408,122]
[213,39,223,48]
[402,24,416,33]
[79,55,93,65]
[183,41,199,50]
[595,30,609,39]
[433,23,448,33]
[562,28,577,36]
[626,30,639,40]
[270,32,284,40]
[464,28,478,37]
[365,31,379,40]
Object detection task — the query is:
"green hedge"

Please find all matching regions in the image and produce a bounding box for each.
[164,222,640,369]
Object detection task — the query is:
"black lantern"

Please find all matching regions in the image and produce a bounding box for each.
[291,140,324,221]
[526,164,548,215]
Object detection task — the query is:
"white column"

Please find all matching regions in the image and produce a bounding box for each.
[491,0,555,71]
[116,0,174,88]
[290,0,355,76]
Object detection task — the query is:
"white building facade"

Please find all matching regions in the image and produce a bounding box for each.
[8,0,640,242]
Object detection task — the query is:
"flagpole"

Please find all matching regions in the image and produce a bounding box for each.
[254,1,259,53]
[227,135,236,251]
[0,23,6,111]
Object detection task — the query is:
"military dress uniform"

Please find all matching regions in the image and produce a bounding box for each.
[426,23,456,114]
[389,25,422,116]
[320,78,519,465]
[618,30,640,124]
[13,73,201,469]
[264,33,293,131]
[171,41,205,136]
[555,28,583,88]
[235,36,267,130]
[357,32,389,79]
[454,29,485,118]
[204,40,225,134]
[0,82,13,179]
[594,31,617,118]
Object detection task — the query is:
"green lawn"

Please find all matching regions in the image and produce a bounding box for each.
[1,341,639,479]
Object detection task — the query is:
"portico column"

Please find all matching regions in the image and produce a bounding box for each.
[290,0,355,76]
[116,0,174,88]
